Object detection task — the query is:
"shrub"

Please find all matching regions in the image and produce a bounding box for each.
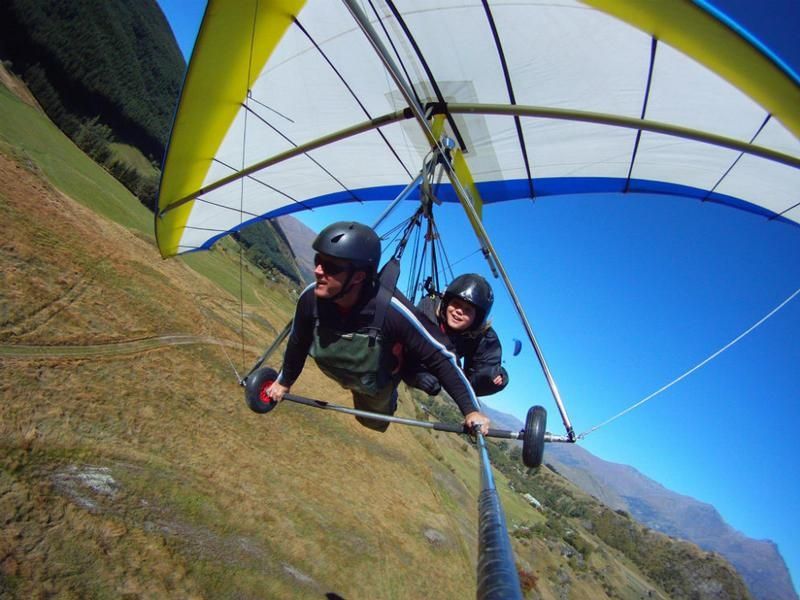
[517,566,538,593]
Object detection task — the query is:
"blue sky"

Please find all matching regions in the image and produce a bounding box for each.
[156,1,800,590]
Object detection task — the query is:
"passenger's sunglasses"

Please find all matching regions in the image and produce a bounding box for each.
[314,254,349,276]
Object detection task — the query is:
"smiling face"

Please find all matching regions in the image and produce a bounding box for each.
[444,297,477,332]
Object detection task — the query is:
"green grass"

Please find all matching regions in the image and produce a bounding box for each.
[0,73,750,600]
[180,238,298,316]
[0,82,296,322]
[109,142,159,177]
[0,84,153,236]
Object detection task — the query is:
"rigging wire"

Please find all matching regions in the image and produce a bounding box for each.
[449,247,484,268]
[237,125,249,371]
[577,285,800,439]
[406,222,423,299]
[233,1,260,382]
[432,217,455,285]
[218,336,244,383]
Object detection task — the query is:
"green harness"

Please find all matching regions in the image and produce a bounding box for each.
[310,326,394,396]
[309,259,401,397]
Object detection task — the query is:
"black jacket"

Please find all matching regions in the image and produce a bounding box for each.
[417,296,509,397]
[277,283,480,416]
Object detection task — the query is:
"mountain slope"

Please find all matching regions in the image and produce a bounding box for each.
[0,77,754,599]
[545,442,799,600]
[481,402,797,600]
[276,215,317,282]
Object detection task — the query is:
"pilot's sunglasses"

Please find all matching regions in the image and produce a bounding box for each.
[314,254,349,275]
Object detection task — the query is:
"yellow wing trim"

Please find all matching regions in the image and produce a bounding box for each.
[584,0,800,139]
[156,0,306,258]
[430,114,484,226]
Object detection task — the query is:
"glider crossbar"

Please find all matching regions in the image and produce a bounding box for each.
[157,109,411,218]
[445,103,800,170]
[158,100,799,221]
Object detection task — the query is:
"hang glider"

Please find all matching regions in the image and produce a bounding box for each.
[154,6,799,586]
[156,0,800,258]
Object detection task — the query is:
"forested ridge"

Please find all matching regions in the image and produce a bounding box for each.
[0,0,184,161]
[235,220,307,284]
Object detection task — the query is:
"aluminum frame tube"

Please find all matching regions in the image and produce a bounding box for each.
[280,392,522,440]
[342,0,576,441]
[371,173,423,230]
[475,431,523,599]
[242,321,292,383]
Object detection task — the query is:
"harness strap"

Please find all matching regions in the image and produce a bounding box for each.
[369,258,401,346]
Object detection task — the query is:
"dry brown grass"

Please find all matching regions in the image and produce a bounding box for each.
[0,145,481,598]
[1,86,744,599]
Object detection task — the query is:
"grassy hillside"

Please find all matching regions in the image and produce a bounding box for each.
[108,142,159,178]
[0,78,751,599]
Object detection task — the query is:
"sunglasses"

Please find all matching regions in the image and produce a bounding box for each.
[314,254,349,276]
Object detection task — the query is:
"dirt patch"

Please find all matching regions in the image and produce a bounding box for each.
[51,464,119,512]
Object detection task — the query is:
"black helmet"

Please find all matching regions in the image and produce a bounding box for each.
[442,273,494,330]
[312,221,381,273]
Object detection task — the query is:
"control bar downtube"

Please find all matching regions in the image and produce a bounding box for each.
[475,431,523,599]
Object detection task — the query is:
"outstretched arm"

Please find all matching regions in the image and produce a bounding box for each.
[387,295,490,433]
[271,286,315,398]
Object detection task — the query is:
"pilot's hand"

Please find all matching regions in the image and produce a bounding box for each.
[464,411,490,436]
[266,381,290,403]
[491,365,507,387]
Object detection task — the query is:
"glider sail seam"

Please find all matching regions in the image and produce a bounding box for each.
[213,155,305,207]
[703,114,771,202]
[582,0,800,138]
[625,37,659,193]
[480,0,534,199]
[293,15,413,179]
[240,101,362,205]
[381,0,469,152]
[159,110,411,217]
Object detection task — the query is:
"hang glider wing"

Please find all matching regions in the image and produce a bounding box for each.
[156,0,800,258]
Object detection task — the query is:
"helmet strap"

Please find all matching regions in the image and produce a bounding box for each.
[329,267,372,303]
[328,268,356,303]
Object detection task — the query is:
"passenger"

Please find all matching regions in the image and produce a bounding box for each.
[404,274,508,397]
[265,221,491,434]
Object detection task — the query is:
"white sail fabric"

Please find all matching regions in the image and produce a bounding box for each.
[156,0,800,257]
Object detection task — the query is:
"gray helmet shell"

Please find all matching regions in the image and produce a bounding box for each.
[312,222,381,272]
[442,273,494,330]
